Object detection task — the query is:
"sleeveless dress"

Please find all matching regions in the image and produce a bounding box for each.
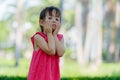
[27,32,63,80]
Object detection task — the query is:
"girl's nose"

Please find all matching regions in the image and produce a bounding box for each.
[52,18,56,23]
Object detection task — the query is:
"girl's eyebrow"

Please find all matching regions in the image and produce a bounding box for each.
[56,17,60,18]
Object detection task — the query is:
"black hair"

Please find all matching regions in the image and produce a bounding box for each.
[39,6,61,32]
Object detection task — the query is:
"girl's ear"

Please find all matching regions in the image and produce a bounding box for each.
[39,19,44,26]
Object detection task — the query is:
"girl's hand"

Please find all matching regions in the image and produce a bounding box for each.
[53,22,60,35]
[44,21,52,34]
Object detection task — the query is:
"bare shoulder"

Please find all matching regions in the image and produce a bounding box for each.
[34,34,45,49]
[34,34,41,40]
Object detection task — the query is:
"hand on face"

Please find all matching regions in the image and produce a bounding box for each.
[43,11,61,34]
[53,22,60,35]
[43,21,52,34]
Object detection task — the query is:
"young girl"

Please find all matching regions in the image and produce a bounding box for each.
[27,6,65,80]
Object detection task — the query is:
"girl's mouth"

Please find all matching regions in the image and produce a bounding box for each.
[52,24,56,28]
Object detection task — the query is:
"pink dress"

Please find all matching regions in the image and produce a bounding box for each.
[27,32,63,80]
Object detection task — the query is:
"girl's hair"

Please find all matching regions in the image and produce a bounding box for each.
[39,6,61,32]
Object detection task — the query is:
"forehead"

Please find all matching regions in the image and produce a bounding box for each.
[46,9,60,17]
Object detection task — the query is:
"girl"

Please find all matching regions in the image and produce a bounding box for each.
[27,6,65,80]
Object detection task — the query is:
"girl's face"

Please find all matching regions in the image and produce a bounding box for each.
[45,10,61,31]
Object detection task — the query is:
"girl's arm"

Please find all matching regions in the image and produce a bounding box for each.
[34,21,55,55]
[53,34,65,57]
[34,33,55,55]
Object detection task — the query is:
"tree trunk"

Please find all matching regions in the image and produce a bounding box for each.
[75,0,84,65]
[104,0,115,62]
[115,1,120,62]
[84,0,102,65]
[94,0,103,65]
[81,0,89,46]
[15,0,23,66]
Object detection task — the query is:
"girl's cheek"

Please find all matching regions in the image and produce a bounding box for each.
[45,17,49,21]
[57,22,60,27]
[45,19,48,21]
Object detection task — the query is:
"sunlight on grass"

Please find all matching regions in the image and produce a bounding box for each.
[60,58,120,78]
[0,58,30,77]
[0,58,120,79]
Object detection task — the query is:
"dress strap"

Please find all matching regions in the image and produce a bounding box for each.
[31,32,47,48]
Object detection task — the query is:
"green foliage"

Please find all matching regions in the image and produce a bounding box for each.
[0,21,11,42]
[25,6,39,24]
[3,46,15,54]
[63,10,75,28]
[102,49,115,62]
[0,76,26,80]
[41,0,60,7]
[65,48,73,56]
[102,50,108,61]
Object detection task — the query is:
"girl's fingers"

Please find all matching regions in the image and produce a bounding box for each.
[56,22,60,29]
[46,21,51,27]
[44,21,50,28]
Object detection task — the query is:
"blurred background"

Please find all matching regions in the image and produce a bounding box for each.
[0,0,120,80]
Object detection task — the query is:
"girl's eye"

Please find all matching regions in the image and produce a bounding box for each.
[56,18,59,21]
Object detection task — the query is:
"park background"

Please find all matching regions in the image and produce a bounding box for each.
[0,0,120,80]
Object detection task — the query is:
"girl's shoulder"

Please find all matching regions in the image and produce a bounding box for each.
[30,32,47,49]
[32,32,47,39]
[31,32,47,43]
[35,32,46,37]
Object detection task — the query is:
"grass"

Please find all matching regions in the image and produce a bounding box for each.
[0,58,29,77]
[61,59,120,78]
[0,58,120,80]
